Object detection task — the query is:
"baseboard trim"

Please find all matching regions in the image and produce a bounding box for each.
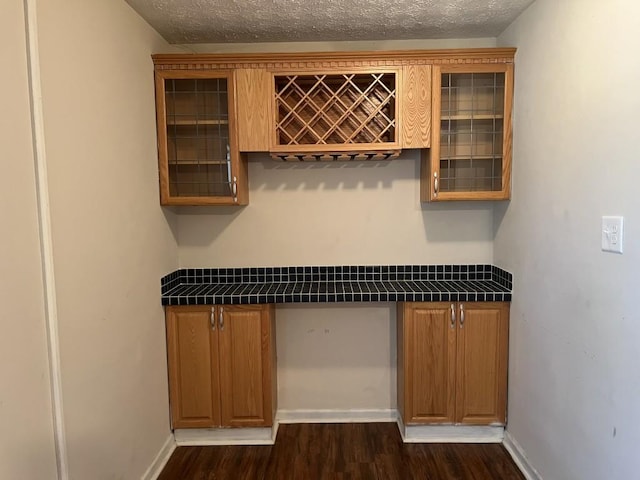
[503,431,542,480]
[174,422,279,446]
[397,417,504,443]
[277,409,398,424]
[141,434,176,480]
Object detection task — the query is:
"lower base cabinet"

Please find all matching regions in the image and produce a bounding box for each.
[397,302,509,426]
[165,304,276,429]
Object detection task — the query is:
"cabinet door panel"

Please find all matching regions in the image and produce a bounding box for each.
[166,306,220,428]
[218,305,273,427]
[423,64,513,202]
[401,65,431,148]
[455,302,509,424]
[401,302,456,424]
[155,70,247,206]
[236,68,271,152]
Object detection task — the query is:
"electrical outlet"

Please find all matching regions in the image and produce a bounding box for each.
[602,216,624,254]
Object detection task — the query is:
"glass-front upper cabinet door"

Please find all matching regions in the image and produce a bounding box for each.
[426,64,514,201]
[155,70,245,205]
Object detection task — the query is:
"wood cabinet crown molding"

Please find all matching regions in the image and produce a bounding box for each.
[152,48,516,70]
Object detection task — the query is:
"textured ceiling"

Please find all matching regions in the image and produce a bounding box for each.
[125,0,535,44]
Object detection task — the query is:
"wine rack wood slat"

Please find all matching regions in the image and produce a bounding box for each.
[273,71,399,150]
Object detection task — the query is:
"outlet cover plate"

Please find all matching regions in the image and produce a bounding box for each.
[602,216,624,254]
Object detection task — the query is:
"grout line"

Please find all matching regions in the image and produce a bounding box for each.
[23,0,68,478]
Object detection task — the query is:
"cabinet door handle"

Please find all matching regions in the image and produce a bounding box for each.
[450,303,456,329]
[210,307,216,330]
[459,304,465,328]
[433,172,438,198]
[232,176,238,203]
[219,306,225,331]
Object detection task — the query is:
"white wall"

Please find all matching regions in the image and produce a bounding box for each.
[178,153,496,267]
[276,304,397,411]
[497,1,640,478]
[177,38,498,412]
[0,1,58,478]
[33,0,179,478]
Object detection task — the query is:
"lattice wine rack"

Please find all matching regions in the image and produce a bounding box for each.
[273,72,398,152]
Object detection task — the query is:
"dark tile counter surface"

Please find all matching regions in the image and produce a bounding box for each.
[161,265,512,306]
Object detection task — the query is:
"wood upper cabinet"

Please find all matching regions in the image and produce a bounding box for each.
[236,64,431,155]
[422,64,514,202]
[269,68,402,160]
[153,49,514,202]
[397,302,509,426]
[154,69,248,206]
[165,304,276,429]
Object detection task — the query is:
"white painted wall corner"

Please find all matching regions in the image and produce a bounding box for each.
[141,434,176,480]
[503,431,543,480]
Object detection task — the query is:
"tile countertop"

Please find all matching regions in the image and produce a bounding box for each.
[161,265,512,306]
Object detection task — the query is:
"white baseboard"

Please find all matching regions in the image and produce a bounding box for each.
[503,431,542,480]
[397,417,504,443]
[276,408,398,424]
[174,422,279,446]
[141,434,176,480]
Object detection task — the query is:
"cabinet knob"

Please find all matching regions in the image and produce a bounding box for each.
[219,306,225,331]
[433,172,438,198]
[210,307,216,330]
[459,304,465,328]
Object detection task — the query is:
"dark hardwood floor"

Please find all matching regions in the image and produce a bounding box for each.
[158,423,525,480]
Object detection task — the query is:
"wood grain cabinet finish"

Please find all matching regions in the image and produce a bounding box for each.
[154,69,248,206]
[397,302,509,426]
[268,65,432,158]
[400,64,432,149]
[153,49,514,204]
[165,304,276,429]
[422,64,514,202]
[269,68,402,159]
[235,68,271,152]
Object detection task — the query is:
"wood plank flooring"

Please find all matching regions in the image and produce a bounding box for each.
[158,423,525,480]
